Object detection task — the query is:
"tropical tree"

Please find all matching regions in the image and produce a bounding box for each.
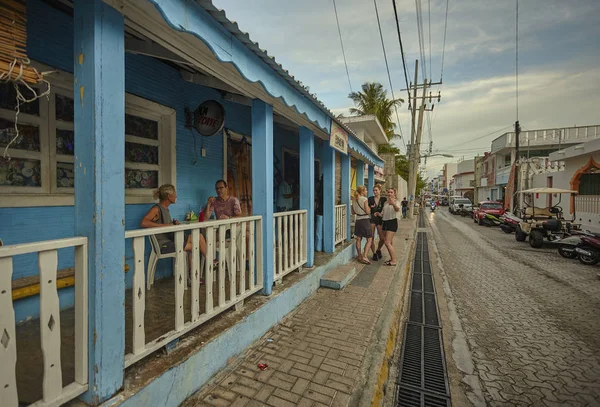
[348,82,403,141]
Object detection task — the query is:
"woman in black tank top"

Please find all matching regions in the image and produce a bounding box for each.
[367,184,386,261]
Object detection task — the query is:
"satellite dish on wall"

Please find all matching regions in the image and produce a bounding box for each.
[194,100,225,136]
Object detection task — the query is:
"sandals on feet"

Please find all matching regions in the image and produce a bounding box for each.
[384,260,397,266]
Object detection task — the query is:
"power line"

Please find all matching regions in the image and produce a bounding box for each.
[392,0,412,110]
[428,0,432,82]
[373,0,405,149]
[515,0,519,121]
[450,125,514,148]
[332,0,353,94]
[439,0,449,85]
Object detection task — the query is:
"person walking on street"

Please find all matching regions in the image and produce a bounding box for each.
[382,188,401,266]
[401,197,408,219]
[352,185,373,265]
[368,184,386,261]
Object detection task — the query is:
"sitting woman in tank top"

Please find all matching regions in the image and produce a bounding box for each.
[140,184,207,257]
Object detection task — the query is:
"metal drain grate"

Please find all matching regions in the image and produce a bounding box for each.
[396,231,451,406]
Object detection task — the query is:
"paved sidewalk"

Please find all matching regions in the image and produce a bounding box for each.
[183,218,416,407]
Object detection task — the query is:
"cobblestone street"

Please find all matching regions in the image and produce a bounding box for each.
[428,209,600,406]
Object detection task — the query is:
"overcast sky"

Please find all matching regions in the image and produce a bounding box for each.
[212,0,600,177]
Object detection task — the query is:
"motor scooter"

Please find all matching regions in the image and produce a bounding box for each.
[499,212,521,234]
[554,230,596,259]
[430,202,436,212]
[575,234,600,265]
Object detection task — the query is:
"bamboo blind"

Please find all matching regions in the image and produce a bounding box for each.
[0,0,42,84]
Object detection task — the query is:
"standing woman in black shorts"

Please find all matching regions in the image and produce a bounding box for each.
[368,184,386,261]
[382,188,401,266]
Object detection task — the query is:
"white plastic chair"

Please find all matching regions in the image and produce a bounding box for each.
[147,234,177,290]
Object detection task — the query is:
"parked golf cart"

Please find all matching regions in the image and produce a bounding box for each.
[514,188,580,248]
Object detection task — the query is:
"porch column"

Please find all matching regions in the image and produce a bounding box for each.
[356,160,365,188]
[252,99,275,295]
[74,0,125,402]
[341,154,351,242]
[299,127,315,267]
[322,146,336,253]
[368,165,375,192]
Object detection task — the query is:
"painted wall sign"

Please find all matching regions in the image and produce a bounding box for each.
[194,100,225,136]
[330,121,348,154]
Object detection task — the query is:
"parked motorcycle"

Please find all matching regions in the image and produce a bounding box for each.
[554,230,596,259]
[499,212,521,234]
[458,204,472,218]
[575,234,600,265]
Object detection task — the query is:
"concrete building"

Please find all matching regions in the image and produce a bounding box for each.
[452,159,475,201]
[442,162,457,196]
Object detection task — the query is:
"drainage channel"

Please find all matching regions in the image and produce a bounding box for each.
[395,214,451,406]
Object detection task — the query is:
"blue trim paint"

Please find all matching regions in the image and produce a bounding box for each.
[356,160,365,188]
[322,147,336,253]
[146,0,330,132]
[368,165,375,193]
[106,243,356,407]
[299,127,315,267]
[251,100,274,295]
[74,0,125,401]
[348,137,384,167]
[341,154,351,242]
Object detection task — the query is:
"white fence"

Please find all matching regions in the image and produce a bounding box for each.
[123,216,263,368]
[273,210,307,282]
[0,238,88,407]
[335,205,347,245]
[576,196,600,215]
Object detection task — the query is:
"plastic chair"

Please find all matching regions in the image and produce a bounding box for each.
[147,234,177,290]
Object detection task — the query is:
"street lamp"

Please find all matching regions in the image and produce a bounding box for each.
[420,153,454,158]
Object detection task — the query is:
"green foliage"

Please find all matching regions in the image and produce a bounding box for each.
[348,82,403,141]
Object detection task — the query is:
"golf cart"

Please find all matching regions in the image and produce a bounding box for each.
[514,188,580,248]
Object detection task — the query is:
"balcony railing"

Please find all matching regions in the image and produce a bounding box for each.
[273,210,308,282]
[123,216,263,368]
[335,205,347,245]
[1,238,88,407]
[576,196,600,215]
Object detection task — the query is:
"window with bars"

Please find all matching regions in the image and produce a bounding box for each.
[0,63,175,207]
[579,173,600,196]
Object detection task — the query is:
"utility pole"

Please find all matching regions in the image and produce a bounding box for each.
[408,78,429,219]
[511,120,521,212]
[407,60,419,219]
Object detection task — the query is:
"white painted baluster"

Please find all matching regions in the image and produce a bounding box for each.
[38,250,63,402]
[255,219,264,288]
[205,227,214,314]
[132,237,146,354]
[0,257,18,407]
[190,229,200,322]
[292,214,297,267]
[229,223,237,301]
[300,213,306,263]
[294,213,300,266]
[283,216,289,271]
[277,217,282,276]
[240,225,247,294]
[74,244,88,385]
[218,225,226,307]
[174,231,185,331]
[249,221,256,289]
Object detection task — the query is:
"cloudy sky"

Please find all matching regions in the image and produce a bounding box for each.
[212,0,600,177]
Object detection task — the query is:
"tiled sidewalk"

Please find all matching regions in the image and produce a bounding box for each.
[183,219,416,407]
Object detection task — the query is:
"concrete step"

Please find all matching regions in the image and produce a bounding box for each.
[320,260,364,290]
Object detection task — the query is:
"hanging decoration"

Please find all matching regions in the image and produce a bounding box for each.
[0,0,52,159]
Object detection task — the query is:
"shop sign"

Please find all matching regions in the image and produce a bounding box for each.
[330,121,348,154]
[194,100,225,136]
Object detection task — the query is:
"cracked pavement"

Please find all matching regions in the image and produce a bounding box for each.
[427,209,600,406]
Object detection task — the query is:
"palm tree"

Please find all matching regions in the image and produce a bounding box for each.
[348,82,403,141]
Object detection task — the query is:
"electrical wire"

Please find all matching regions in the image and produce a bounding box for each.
[439,0,449,86]
[373,0,406,150]
[450,125,514,148]
[392,0,412,109]
[332,0,353,94]
[516,0,519,121]
[428,0,432,82]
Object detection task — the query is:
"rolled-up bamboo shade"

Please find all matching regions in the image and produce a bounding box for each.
[0,0,42,84]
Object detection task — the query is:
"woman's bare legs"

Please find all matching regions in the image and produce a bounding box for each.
[376,225,385,254]
[363,237,373,263]
[384,230,397,265]
[355,236,364,262]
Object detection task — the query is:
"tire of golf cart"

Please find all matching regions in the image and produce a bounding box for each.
[578,251,599,266]
[529,230,544,248]
[515,227,527,242]
[558,246,577,259]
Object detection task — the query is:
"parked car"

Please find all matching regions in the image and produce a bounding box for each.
[449,197,472,214]
[473,201,505,226]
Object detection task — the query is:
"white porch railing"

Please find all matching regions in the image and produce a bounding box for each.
[576,196,600,215]
[123,216,263,368]
[273,210,307,281]
[0,238,88,407]
[335,204,347,245]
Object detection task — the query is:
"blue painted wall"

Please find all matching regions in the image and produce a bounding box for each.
[1,0,254,322]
